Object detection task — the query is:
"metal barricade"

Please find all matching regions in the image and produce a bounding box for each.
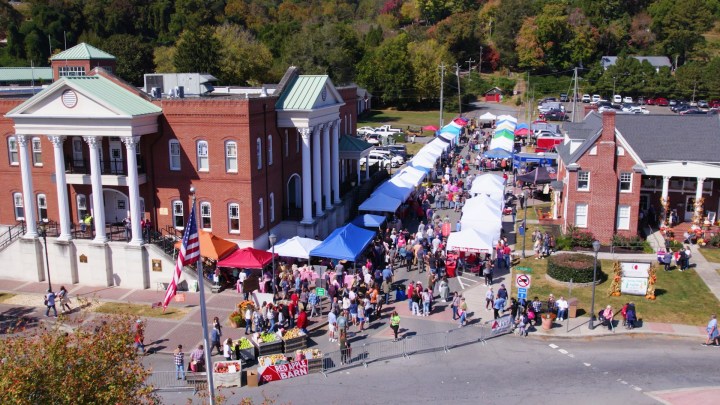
[446,324,486,350]
[362,338,407,366]
[321,345,367,376]
[145,371,196,392]
[403,331,447,356]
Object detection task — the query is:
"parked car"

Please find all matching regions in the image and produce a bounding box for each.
[376,144,408,158]
[698,100,709,108]
[668,99,677,106]
[654,97,669,106]
[680,108,706,115]
[591,94,601,103]
[543,109,567,121]
[559,93,569,102]
[357,126,376,137]
[637,97,646,105]
[623,96,633,104]
[374,124,402,134]
[364,151,403,168]
[581,94,591,103]
[709,100,720,108]
[371,148,405,165]
[613,95,622,103]
[365,133,382,145]
[622,106,650,115]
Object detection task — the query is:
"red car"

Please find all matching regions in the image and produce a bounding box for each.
[654,97,669,106]
[645,98,655,105]
[710,100,720,108]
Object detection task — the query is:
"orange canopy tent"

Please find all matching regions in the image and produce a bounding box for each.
[174,230,238,261]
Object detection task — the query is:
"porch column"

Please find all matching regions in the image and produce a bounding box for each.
[49,136,71,240]
[322,123,332,209]
[356,159,361,185]
[661,176,670,225]
[312,125,323,216]
[84,136,107,243]
[300,128,313,224]
[122,136,143,245]
[695,177,706,223]
[365,156,370,180]
[17,135,37,238]
[331,119,340,204]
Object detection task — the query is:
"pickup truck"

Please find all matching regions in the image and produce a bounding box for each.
[535,132,564,152]
[374,125,403,134]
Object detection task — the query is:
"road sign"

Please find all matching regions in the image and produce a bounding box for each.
[515,274,531,289]
[316,287,326,297]
[517,287,528,300]
[515,266,532,273]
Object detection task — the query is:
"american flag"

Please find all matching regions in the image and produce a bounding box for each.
[162,202,200,311]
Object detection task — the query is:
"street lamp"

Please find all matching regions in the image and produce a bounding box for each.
[38,220,52,292]
[269,233,277,296]
[521,187,529,258]
[588,239,601,329]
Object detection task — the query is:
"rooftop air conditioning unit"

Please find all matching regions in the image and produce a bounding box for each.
[151,87,162,98]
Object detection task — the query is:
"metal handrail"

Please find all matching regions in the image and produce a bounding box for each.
[0,222,26,251]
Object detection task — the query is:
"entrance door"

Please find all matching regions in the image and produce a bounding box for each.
[685,196,696,222]
[109,140,123,174]
[102,189,128,224]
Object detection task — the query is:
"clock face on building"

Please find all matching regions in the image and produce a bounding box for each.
[321,87,327,101]
[62,90,78,108]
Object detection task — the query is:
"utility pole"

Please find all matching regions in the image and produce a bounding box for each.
[465,58,476,75]
[571,67,579,122]
[478,45,483,74]
[439,63,446,128]
[455,63,462,115]
[526,71,530,122]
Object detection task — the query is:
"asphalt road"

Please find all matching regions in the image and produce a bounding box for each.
[157,335,719,404]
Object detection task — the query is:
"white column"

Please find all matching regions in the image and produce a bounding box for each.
[695,178,705,222]
[17,135,37,238]
[85,136,107,242]
[661,175,670,225]
[300,128,313,224]
[331,119,340,204]
[356,159,361,185]
[322,123,332,209]
[49,136,71,240]
[122,136,143,245]
[312,125,323,216]
[365,156,370,180]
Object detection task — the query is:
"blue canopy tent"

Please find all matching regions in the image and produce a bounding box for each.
[309,223,376,261]
[352,214,386,228]
[483,148,513,159]
[358,192,402,212]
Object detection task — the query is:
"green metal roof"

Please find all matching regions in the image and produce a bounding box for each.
[275,75,327,110]
[339,135,373,152]
[0,67,53,82]
[50,43,116,61]
[8,75,161,117]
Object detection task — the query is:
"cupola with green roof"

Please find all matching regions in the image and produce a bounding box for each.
[50,43,117,81]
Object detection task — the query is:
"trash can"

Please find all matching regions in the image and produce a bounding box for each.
[190,280,199,292]
[567,298,578,318]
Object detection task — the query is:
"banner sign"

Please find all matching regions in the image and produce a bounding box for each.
[259,359,308,383]
[620,277,648,296]
[621,262,650,278]
[485,314,514,338]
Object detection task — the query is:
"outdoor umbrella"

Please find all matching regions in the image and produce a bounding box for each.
[174,230,238,261]
[422,125,439,131]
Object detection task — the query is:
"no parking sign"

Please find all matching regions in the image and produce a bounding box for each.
[515,274,531,289]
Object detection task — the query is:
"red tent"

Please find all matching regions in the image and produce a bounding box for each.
[217,247,277,269]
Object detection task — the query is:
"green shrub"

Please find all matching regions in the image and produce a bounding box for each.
[666,239,684,250]
[563,225,595,248]
[547,253,603,283]
[708,234,720,248]
[611,234,648,251]
[554,235,572,251]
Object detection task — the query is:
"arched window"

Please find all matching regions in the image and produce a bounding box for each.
[31,137,42,166]
[267,135,273,166]
[258,198,264,229]
[76,194,88,221]
[228,203,240,233]
[172,200,184,229]
[256,138,262,170]
[169,140,181,170]
[13,192,24,220]
[200,202,212,230]
[7,136,18,165]
[269,192,275,223]
[197,140,209,171]
[225,141,237,172]
[37,193,47,221]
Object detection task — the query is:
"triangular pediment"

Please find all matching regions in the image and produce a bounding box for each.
[11,82,124,118]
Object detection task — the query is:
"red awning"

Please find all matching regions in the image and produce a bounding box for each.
[217,247,277,269]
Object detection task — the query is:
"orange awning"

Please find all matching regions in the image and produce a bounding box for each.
[174,231,238,260]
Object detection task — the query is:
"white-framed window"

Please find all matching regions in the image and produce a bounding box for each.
[77,194,88,221]
[200,202,212,230]
[228,203,240,233]
[225,141,238,173]
[619,172,632,192]
[58,66,85,77]
[72,137,84,167]
[169,140,181,171]
[13,192,24,220]
[267,135,273,166]
[256,138,262,170]
[197,140,209,171]
[269,192,275,223]
[258,198,264,229]
[284,131,289,157]
[577,171,590,191]
[37,193,47,221]
[617,146,625,156]
[589,145,597,155]
[172,200,184,229]
[575,203,588,228]
[617,205,631,230]
[31,137,42,166]
[7,137,18,165]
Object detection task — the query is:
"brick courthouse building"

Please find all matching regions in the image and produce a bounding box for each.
[0,43,370,289]
[555,110,720,243]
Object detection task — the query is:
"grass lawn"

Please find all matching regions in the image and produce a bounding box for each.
[699,247,720,264]
[358,109,453,128]
[512,257,718,325]
[0,293,16,303]
[94,302,188,320]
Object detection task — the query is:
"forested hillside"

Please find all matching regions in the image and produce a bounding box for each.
[1,0,720,106]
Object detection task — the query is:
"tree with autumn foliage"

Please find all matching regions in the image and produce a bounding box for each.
[0,315,159,405]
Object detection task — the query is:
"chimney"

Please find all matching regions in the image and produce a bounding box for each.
[600,111,616,142]
[583,104,597,117]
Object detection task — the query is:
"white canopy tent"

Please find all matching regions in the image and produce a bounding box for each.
[446,228,499,253]
[394,166,426,186]
[461,199,503,220]
[428,138,451,151]
[479,112,497,121]
[460,216,502,236]
[422,140,447,157]
[470,174,504,194]
[374,181,413,201]
[359,192,402,212]
[439,131,456,141]
[495,121,515,131]
[464,193,503,214]
[267,236,322,260]
[496,114,517,123]
[409,152,437,170]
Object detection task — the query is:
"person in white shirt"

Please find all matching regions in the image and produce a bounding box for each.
[556,296,569,321]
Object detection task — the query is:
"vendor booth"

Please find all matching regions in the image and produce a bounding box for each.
[174,230,238,261]
[218,247,276,269]
[309,223,376,262]
[352,214,387,229]
[267,236,322,260]
[516,166,557,185]
[445,229,499,277]
[358,193,402,213]
[513,152,558,169]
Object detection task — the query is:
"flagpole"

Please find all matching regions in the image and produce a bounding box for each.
[191,186,216,404]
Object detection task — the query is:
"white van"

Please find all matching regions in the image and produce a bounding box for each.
[591,94,601,103]
[613,95,622,103]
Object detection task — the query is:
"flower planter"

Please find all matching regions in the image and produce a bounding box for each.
[541,314,556,330]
